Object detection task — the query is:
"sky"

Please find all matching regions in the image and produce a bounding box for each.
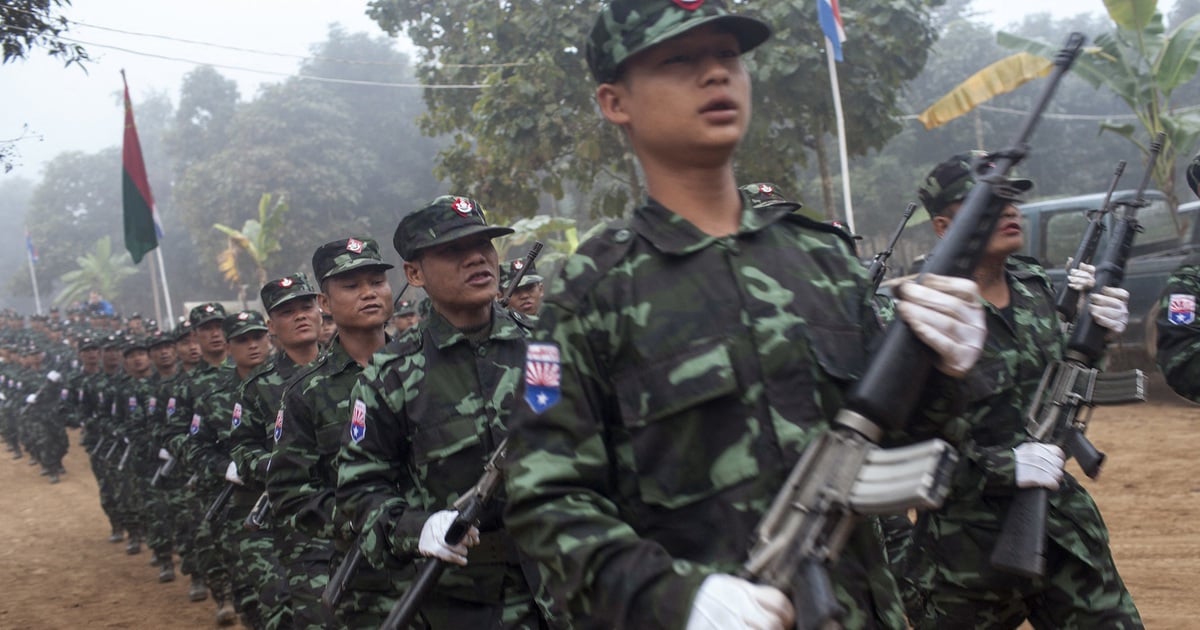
[0,0,1137,181]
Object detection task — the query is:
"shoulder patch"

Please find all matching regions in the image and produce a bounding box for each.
[273,409,284,442]
[349,399,367,443]
[1169,294,1196,325]
[524,342,561,414]
[231,403,243,430]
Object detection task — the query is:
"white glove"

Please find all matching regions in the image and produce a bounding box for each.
[158,448,171,461]
[895,274,987,378]
[46,370,62,384]
[418,510,480,566]
[1089,286,1130,334]
[1014,442,1065,490]
[1065,261,1096,292]
[224,461,243,485]
[686,574,794,630]
[24,393,36,404]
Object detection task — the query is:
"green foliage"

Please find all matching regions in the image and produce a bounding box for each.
[213,193,290,287]
[0,0,88,67]
[53,236,138,306]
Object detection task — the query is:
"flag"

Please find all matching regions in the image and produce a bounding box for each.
[818,0,847,62]
[25,232,37,265]
[121,71,162,264]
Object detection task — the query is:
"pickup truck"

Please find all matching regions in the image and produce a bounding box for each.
[1015,191,1199,368]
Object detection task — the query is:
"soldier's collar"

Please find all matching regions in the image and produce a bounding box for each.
[425,303,522,350]
[632,193,797,255]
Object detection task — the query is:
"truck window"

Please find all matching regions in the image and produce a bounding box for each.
[1043,209,1093,268]
[1129,198,1181,257]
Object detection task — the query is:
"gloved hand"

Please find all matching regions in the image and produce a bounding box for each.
[686,574,794,630]
[224,461,243,485]
[418,510,480,566]
[894,274,987,378]
[1014,442,1065,490]
[158,448,171,461]
[1065,260,1096,292]
[24,393,36,404]
[1089,286,1130,334]
[46,370,62,384]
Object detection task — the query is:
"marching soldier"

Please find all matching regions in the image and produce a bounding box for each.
[1156,154,1200,401]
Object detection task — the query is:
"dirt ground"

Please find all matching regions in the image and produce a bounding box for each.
[1,395,1198,629]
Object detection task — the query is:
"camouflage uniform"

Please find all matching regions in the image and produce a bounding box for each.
[1156,156,1200,401]
[503,189,955,628]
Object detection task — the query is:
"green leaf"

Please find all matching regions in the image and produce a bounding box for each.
[1103,0,1158,32]
[1153,14,1200,95]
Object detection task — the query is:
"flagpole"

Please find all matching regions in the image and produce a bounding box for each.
[155,247,174,325]
[26,247,42,316]
[825,36,855,234]
[149,247,163,325]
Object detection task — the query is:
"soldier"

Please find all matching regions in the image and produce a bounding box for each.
[337,197,550,627]
[111,336,158,553]
[1156,154,1200,401]
[226,274,325,630]
[318,311,337,347]
[500,3,991,628]
[390,299,420,335]
[268,238,394,629]
[892,152,1140,628]
[500,258,545,316]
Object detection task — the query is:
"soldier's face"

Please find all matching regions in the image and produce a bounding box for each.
[196,320,227,356]
[175,336,201,365]
[405,235,500,314]
[80,348,100,370]
[936,202,1025,258]
[150,344,177,370]
[228,331,270,370]
[596,26,750,168]
[268,297,321,348]
[124,349,151,375]
[319,269,393,332]
[509,282,545,316]
[392,312,419,332]
[102,350,121,371]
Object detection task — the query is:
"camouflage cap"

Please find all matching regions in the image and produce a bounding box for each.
[918,151,1033,217]
[393,299,417,316]
[1188,152,1200,200]
[173,319,193,341]
[222,310,268,340]
[189,302,227,327]
[122,335,151,355]
[499,258,544,292]
[146,329,174,349]
[261,272,319,313]
[586,0,771,83]
[312,238,394,282]
[393,195,514,260]
[78,336,101,350]
[101,333,124,350]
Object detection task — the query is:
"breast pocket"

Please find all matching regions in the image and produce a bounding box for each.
[411,415,488,504]
[613,340,758,510]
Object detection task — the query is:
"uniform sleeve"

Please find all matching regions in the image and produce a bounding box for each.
[503,299,708,629]
[227,385,270,485]
[184,394,232,481]
[1157,264,1200,402]
[164,382,193,457]
[336,367,428,569]
[268,385,333,539]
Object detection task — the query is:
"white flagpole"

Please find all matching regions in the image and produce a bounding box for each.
[155,246,174,325]
[825,36,856,234]
[26,247,42,315]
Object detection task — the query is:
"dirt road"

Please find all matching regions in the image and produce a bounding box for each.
[1,399,1197,628]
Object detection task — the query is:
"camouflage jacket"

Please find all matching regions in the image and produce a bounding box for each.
[164,359,234,460]
[1156,252,1200,402]
[228,352,316,494]
[904,256,1113,590]
[113,374,160,475]
[337,304,535,606]
[182,368,241,493]
[269,336,369,541]
[503,195,958,629]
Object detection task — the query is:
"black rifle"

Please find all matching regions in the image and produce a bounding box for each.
[103,435,121,461]
[1054,160,1126,321]
[116,437,133,472]
[990,134,1162,578]
[867,202,917,291]
[322,535,364,610]
[739,33,1085,630]
[151,453,176,487]
[244,491,271,531]
[204,482,237,523]
[382,439,508,630]
[91,434,106,456]
[497,242,544,308]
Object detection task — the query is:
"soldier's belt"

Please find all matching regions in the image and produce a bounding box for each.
[469,531,522,565]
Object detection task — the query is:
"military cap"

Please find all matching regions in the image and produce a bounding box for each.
[393,299,417,316]
[173,319,193,341]
[122,336,151,355]
[261,273,319,312]
[1188,152,1199,200]
[101,334,124,349]
[311,238,393,282]
[146,329,174,349]
[189,302,227,327]
[78,336,101,350]
[222,310,268,340]
[393,195,513,261]
[500,258,544,292]
[918,151,1033,217]
[586,0,771,83]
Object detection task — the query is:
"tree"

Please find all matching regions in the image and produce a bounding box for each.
[999,0,1200,211]
[53,236,138,307]
[367,0,944,221]
[165,66,240,178]
[213,193,289,289]
[1,0,88,66]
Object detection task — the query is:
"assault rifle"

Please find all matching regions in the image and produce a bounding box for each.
[739,33,1085,630]
[989,134,1162,578]
[103,435,121,461]
[204,482,237,523]
[1054,160,1126,321]
[151,453,176,487]
[497,242,543,309]
[322,534,363,610]
[381,439,509,630]
[244,491,271,531]
[867,202,917,291]
[115,437,133,472]
[92,434,106,456]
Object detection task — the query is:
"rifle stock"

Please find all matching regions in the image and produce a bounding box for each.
[204,482,236,523]
[741,33,1086,627]
[322,540,363,611]
[990,133,1163,578]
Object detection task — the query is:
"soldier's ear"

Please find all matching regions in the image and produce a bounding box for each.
[403,261,425,289]
[931,215,951,238]
[596,83,631,126]
[317,293,331,316]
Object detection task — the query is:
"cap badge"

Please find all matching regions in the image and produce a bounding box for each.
[238,312,250,321]
[452,197,474,216]
[758,184,774,194]
[672,0,704,9]
[204,305,215,313]
[280,277,293,288]
[513,260,524,270]
[346,238,364,253]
